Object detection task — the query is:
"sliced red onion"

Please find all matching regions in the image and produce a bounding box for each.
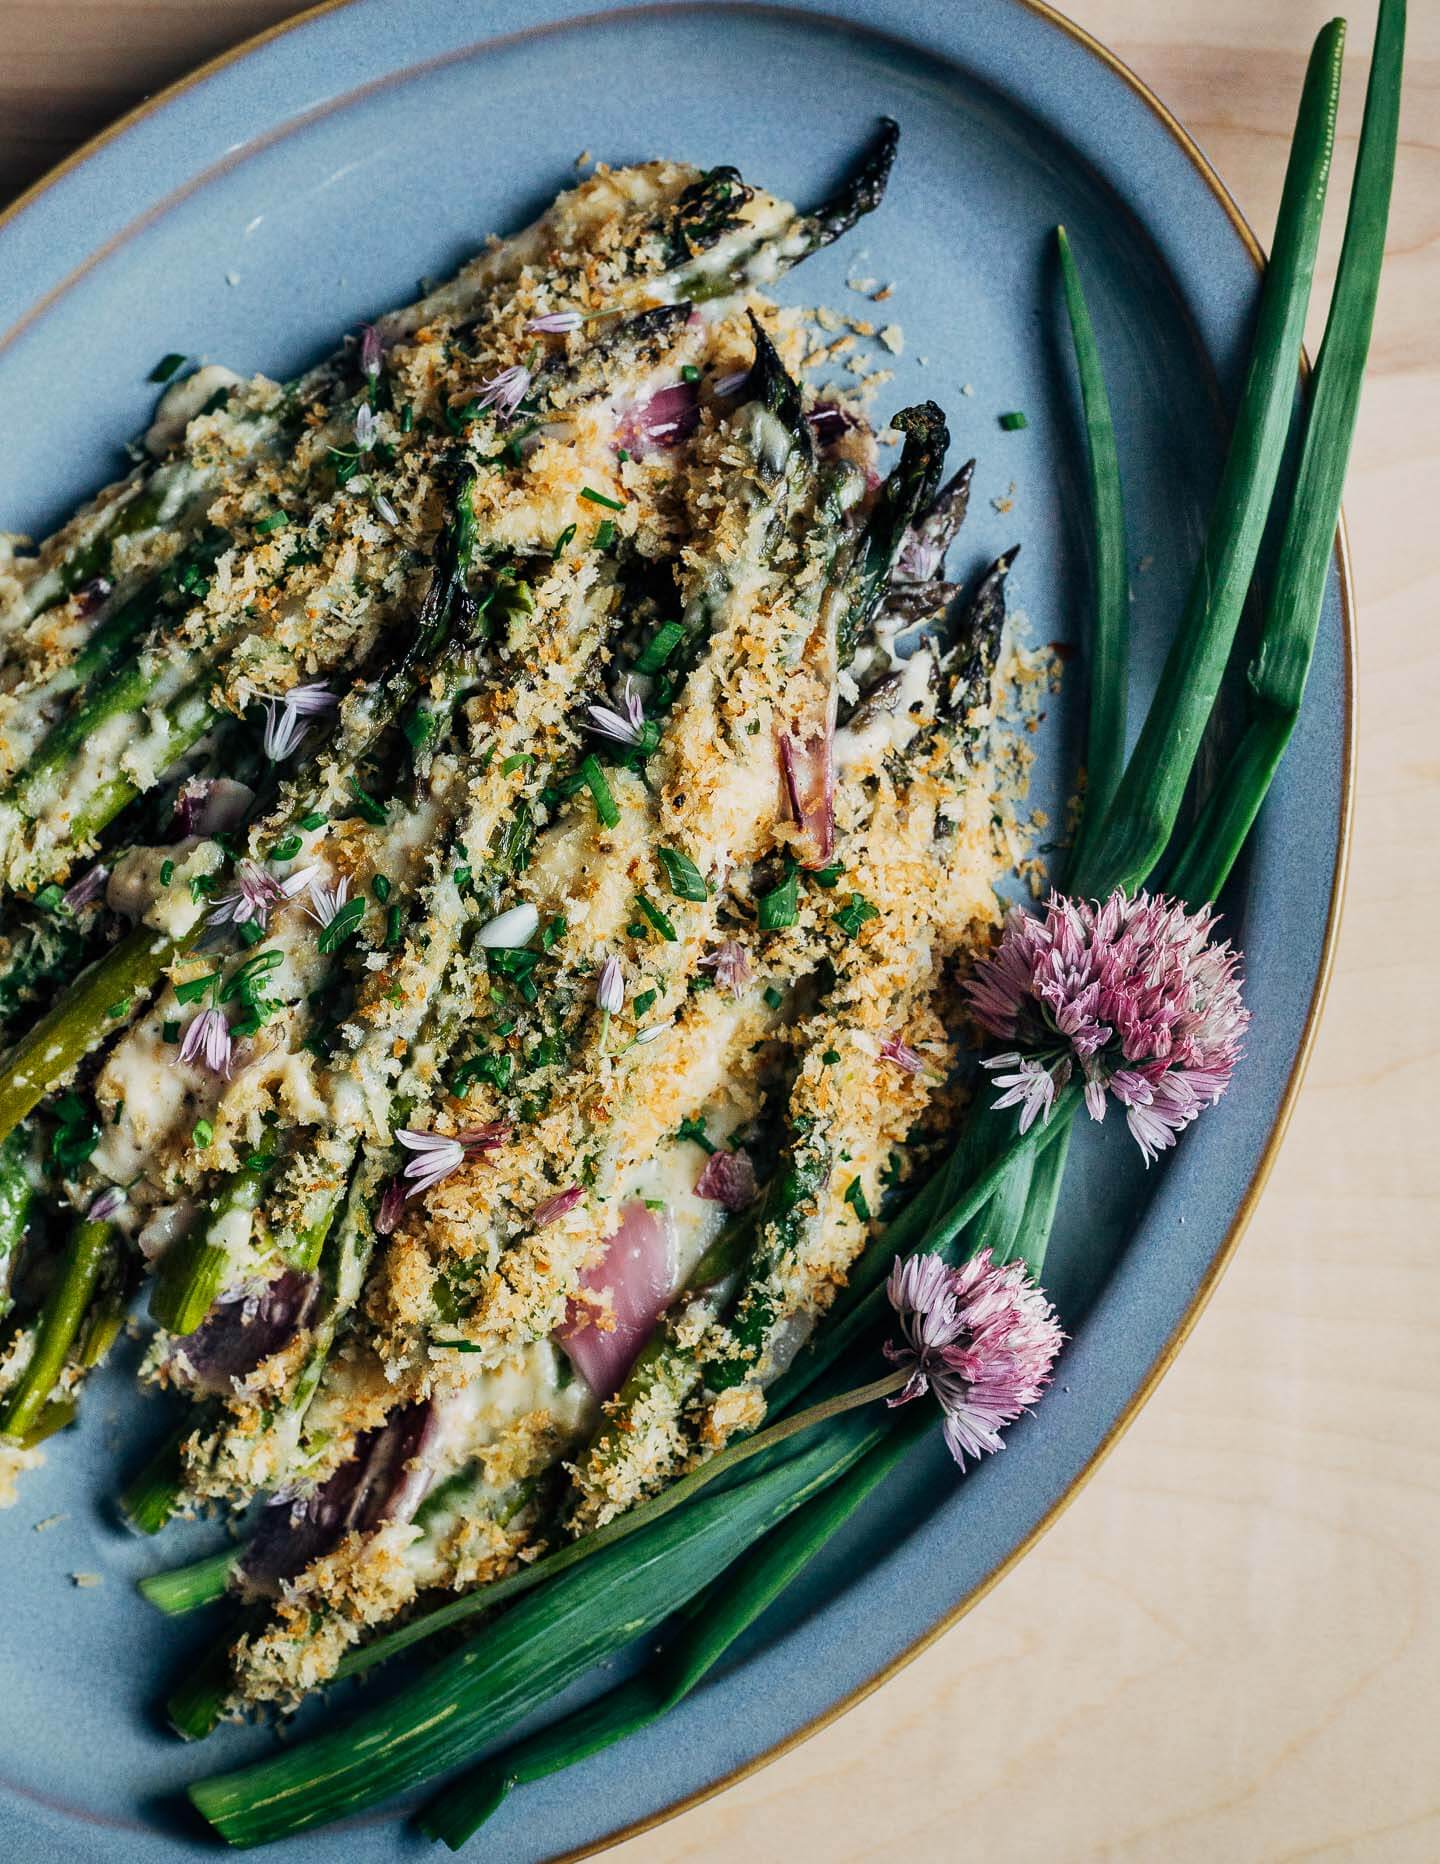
[558,1202,678,1400]
[374,1179,406,1236]
[172,776,254,840]
[806,401,857,445]
[171,1268,320,1394]
[615,380,700,456]
[694,1149,758,1211]
[62,863,110,912]
[533,1184,583,1228]
[779,728,836,868]
[238,1399,435,1596]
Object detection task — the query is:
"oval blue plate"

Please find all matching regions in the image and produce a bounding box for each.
[0,3,1350,1858]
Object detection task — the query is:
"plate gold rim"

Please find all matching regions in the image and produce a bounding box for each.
[0,3,1356,1857]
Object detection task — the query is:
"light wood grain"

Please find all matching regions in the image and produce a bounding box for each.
[2,4,1436,1859]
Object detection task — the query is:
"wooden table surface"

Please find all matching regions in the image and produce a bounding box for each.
[2,3,1435,1859]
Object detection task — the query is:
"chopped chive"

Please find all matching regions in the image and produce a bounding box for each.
[385,904,404,949]
[634,621,686,676]
[635,893,678,942]
[998,410,1028,431]
[345,777,389,827]
[552,523,577,558]
[161,1021,180,1044]
[173,973,218,1005]
[147,352,187,383]
[267,835,303,862]
[822,1048,841,1066]
[298,812,327,832]
[400,403,414,433]
[158,858,175,887]
[657,846,708,902]
[832,893,879,937]
[580,486,625,511]
[758,859,799,931]
[501,753,535,776]
[591,519,617,551]
[633,989,657,1016]
[763,984,784,1009]
[238,921,264,948]
[107,999,132,1019]
[843,1177,872,1221]
[371,875,391,903]
[676,1114,716,1155]
[811,862,844,889]
[33,884,64,913]
[191,1120,214,1149]
[318,898,366,954]
[254,511,288,535]
[540,915,566,951]
[577,755,619,828]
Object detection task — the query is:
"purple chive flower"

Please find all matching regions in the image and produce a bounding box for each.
[372,492,399,527]
[524,310,584,334]
[885,1250,1063,1467]
[303,874,350,933]
[966,889,1250,1164]
[713,369,750,398]
[206,860,315,935]
[359,322,383,381]
[179,1004,233,1077]
[374,1179,406,1237]
[586,676,646,747]
[260,681,338,762]
[695,1149,758,1211]
[473,363,532,422]
[533,1185,584,1228]
[63,863,110,912]
[880,1032,927,1076]
[395,1123,510,1199]
[88,1186,126,1222]
[699,940,751,996]
[596,955,624,1016]
[354,402,378,452]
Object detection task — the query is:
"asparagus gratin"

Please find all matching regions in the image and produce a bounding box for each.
[0,124,1045,1717]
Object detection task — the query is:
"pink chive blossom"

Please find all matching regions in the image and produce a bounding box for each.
[88,1186,126,1222]
[63,863,110,912]
[372,492,399,527]
[596,955,624,1016]
[260,681,338,761]
[395,1123,509,1199]
[695,1149,758,1211]
[713,369,750,398]
[358,322,383,381]
[533,1185,584,1228]
[206,860,315,935]
[885,1250,1063,1467]
[966,889,1249,1164]
[524,310,584,334]
[880,1033,928,1076]
[303,874,350,933]
[374,1180,406,1237]
[179,1005,233,1077]
[699,940,751,996]
[354,402,377,452]
[586,676,646,747]
[473,364,532,422]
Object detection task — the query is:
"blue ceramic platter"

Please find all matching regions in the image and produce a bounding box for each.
[0,2,1349,1858]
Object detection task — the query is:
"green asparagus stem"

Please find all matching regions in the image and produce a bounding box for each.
[138,1543,239,1616]
[0,1125,34,1318]
[0,924,182,1147]
[149,1134,278,1336]
[0,1216,113,1440]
